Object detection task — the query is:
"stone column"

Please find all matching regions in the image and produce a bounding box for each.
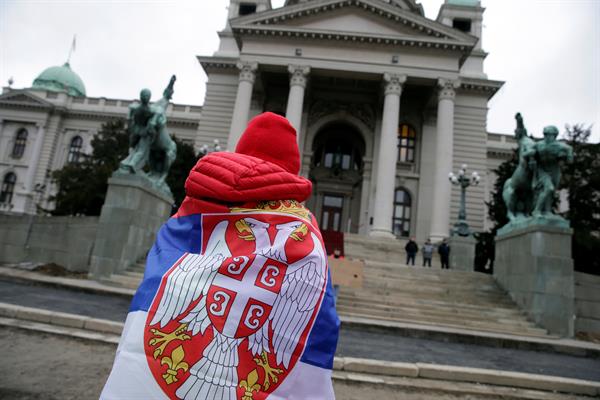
[370,73,406,238]
[23,123,46,214]
[429,79,459,242]
[285,65,310,137]
[227,61,258,151]
[25,123,45,192]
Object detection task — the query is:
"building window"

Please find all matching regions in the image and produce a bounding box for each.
[67,135,83,163]
[321,194,344,232]
[313,123,364,172]
[398,124,416,162]
[453,18,472,33]
[12,129,28,159]
[239,3,257,16]
[392,188,411,237]
[0,172,16,204]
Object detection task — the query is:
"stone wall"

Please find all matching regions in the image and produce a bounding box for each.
[451,94,488,234]
[494,225,574,337]
[575,272,600,334]
[193,71,238,150]
[0,214,98,272]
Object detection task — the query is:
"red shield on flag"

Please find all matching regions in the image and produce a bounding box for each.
[143,211,326,400]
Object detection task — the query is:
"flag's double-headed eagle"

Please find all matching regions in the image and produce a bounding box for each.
[149,217,326,400]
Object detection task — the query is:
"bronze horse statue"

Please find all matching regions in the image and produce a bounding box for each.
[119,76,177,196]
[502,113,536,222]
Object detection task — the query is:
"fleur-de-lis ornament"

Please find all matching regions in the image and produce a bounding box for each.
[149,322,191,358]
[160,345,189,385]
[239,369,261,400]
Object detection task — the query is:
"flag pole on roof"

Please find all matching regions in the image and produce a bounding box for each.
[67,35,76,64]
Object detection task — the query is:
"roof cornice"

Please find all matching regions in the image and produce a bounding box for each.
[231,0,477,44]
[459,77,504,99]
[231,24,474,53]
[0,90,55,111]
[197,56,238,73]
[64,110,199,127]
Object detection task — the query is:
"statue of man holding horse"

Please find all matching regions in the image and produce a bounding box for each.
[118,75,178,197]
[502,113,536,223]
[530,125,573,217]
[500,113,573,233]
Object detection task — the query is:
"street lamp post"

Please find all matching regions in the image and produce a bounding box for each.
[448,164,480,236]
[198,139,222,156]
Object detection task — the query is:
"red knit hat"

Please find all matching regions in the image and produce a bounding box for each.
[235,112,300,175]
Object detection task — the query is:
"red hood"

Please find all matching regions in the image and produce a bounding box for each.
[184,152,312,204]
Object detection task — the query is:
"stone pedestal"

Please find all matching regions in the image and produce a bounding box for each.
[89,174,173,279]
[495,225,574,337]
[448,235,475,271]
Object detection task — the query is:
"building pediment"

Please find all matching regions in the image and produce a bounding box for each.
[231,0,477,51]
[285,0,425,16]
[0,90,54,110]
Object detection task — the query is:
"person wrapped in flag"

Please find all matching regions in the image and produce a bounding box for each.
[101,112,340,399]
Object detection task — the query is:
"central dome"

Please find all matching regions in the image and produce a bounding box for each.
[32,62,86,97]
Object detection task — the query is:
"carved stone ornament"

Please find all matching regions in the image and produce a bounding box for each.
[437,79,460,101]
[383,73,407,96]
[237,62,258,84]
[308,100,375,130]
[288,65,310,88]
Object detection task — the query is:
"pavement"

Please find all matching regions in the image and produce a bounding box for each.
[2,326,595,400]
[1,266,600,398]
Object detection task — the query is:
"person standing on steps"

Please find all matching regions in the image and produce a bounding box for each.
[422,238,434,267]
[405,237,418,266]
[438,238,450,269]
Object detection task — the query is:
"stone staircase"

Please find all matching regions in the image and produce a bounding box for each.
[103,234,548,339]
[105,259,145,290]
[344,233,408,262]
[336,260,550,337]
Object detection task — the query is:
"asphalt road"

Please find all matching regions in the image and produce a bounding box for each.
[1,278,599,382]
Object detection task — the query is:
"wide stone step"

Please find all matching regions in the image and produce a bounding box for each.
[335,296,533,322]
[336,292,524,316]
[129,263,146,273]
[343,287,515,306]
[335,308,549,337]
[335,301,537,329]
[105,273,143,289]
[362,265,494,281]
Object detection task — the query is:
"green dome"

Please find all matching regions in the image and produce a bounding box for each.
[32,62,86,97]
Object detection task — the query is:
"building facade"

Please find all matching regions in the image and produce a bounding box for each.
[0,0,516,242]
[196,0,506,241]
[0,63,202,214]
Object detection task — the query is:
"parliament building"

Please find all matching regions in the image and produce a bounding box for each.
[0,0,515,242]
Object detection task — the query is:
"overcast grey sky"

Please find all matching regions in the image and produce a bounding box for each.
[0,0,598,141]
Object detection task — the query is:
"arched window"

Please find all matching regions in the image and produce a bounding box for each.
[0,172,16,204]
[12,129,28,159]
[398,123,416,163]
[67,136,83,163]
[392,188,411,237]
[312,123,365,172]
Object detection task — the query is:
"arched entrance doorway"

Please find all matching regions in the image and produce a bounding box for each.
[308,122,365,234]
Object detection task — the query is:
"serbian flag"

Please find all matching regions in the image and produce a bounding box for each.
[101,113,340,399]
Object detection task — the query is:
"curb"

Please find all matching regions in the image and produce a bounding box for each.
[0,266,135,297]
[0,302,124,335]
[1,302,598,397]
[340,315,600,359]
[334,357,600,396]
